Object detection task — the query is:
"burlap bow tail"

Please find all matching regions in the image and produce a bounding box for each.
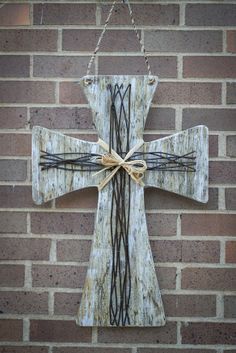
[94,138,147,191]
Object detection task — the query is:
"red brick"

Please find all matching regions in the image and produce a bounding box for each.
[57,240,91,262]
[0,265,24,287]
[156,267,176,290]
[59,82,87,105]
[151,240,220,263]
[31,212,94,235]
[0,347,47,353]
[210,161,236,184]
[54,348,131,353]
[0,212,27,233]
[30,320,91,342]
[33,56,94,78]
[147,214,177,236]
[0,56,29,77]
[227,136,236,157]
[63,30,141,52]
[138,349,215,353]
[0,4,30,25]
[225,241,236,263]
[184,57,236,78]
[145,108,175,131]
[32,265,87,289]
[30,108,93,130]
[0,291,48,314]
[181,322,236,345]
[98,322,176,343]
[154,83,221,105]
[0,238,50,261]
[186,4,236,26]
[227,83,236,104]
[145,187,218,210]
[226,188,236,210]
[145,31,222,53]
[182,214,236,236]
[183,108,236,131]
[0,160,27,181]
[224,296,236,318]
[0,319,23,341]
[0,30,57,52]
[33,4,96,25]
[181,268,236,290]
[0,107,27,129]
[227,31,236,53]
[54,292,82,316]
[101,4,179,26]
[0,134,30,156]
[56,188,98,209]
[98,56,177,78]
[163,294,216,317]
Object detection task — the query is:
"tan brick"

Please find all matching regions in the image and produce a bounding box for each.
[31,212,94,235]
[57,240,91,262]
[225,241,236,263]
[0,160,27,181]
[101,4,179,26]
[147,213,177,236]
[0,319,23,341]
[56,188,98,209]
[59,82,87,105]
[145,31,222,53]
[0,81,55,104]
[32,265,87,289]
[0,30,57,52]
[98,322,176,343]
[0,134,30,156]
[98,56,177,78]
[224,296,236,318]
[54,292,82,316]
[225,188,236,210]
[0,347,47,353]
[181,268,236,290]
[227,83,236,104]
[30,108,93,130]
[151,240,220,263]
[145,187,218,210]
[30,320,91,342]
[226,136,236,157]
[0,107,27,129]
[186,4,236,26]
[184,57,236,78]
[33,4,96,25]
[0,265,24,287]
[183,108,236,131]
[0,56,30,77]
[0,4,30,26]
[210,161,236,184]
[0,212,27,233]
[0,291,48,314]
[182,214,236,236]
[0,238,50,261]
[33,56,93,78]
[163,294,216,317]
[154,83,221,105]
[156,267,176,290]
[181,322,236,345]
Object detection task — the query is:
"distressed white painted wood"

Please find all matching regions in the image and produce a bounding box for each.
[32,75,208,327]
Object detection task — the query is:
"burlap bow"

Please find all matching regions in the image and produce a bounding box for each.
[94,138,147,191]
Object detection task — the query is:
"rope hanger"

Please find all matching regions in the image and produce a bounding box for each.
[86,0,152,76]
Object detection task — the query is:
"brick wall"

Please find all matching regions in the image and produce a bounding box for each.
[0,1,236,352]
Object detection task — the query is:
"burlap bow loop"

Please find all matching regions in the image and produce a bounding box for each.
[94,138,147,191]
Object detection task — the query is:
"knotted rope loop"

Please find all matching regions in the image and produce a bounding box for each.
[94,138,147,191]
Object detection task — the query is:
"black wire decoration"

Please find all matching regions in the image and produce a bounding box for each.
[39,83,196,326]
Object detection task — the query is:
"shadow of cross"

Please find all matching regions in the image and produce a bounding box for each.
[32,75,208,327]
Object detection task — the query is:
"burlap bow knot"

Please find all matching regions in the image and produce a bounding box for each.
[94,138,147,191]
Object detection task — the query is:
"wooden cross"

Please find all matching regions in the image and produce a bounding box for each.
[32,75,208,327]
